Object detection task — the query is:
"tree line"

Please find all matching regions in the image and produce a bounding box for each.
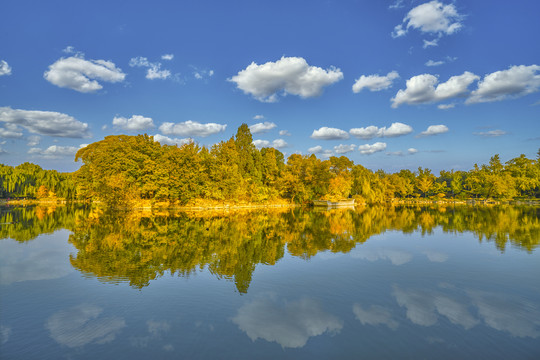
[1,124,539,205]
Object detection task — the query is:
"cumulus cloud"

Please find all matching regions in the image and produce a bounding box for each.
[426,60,444,67]
[193,68,214,80]
[229,56,343,102]
[408,148,418,154]
[423,39,439,48]
[353,304,399,330]
[334,144,356,154]
[358,142,387,155]
[352,71,399,93]
[253,139,270,148]
[161,54,174,61]
[0,123,23,138]
[391,72,479,107]
[437,103,455,109]
[0,107,90,138]
[129,56,171,80]
[473,129,507,137]
[232,296,343,348]
[0,60,12,76]
[467,65,540,104]
[253,138,288,149]
[308,145,333,157]
[153,134,192,146]
[418,124,448,137]
[279,130,291,136]
[44,56,125,92]
[46,304,126,348]
[27,135,41,146]
[113,115,155,131]
[253,114,265,120]
[28,145,80,158]
[311,127,349,140]
[392,1,463,38]
[249,121,277,134]
[350,122,413,140]
[159,120,226,137]
[272,139,288,149]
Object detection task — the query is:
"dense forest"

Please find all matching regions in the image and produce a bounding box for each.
[1,124,539,206]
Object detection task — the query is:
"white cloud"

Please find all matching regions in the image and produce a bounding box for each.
[0,60,12,76]
[0,107,90,138]
[193,68,214,80]
[352,71,399,93]
[146,65,171,80]
[392,1,463,38]
[353,304,399,330]
[426,59,444,67]
[391,72,479,107]
[308,145,323,153]
[467,65,540,104]
[279,130,291,136]
[28,145,79,158]
[0,123,23,138]
[389,0,404,10]
[113,115,155,131]
[473,129,507,137]
[418,124,449,137]
[27,135,41,146]
[253,138,288,149]
[311,127,349,140]
[253,139,270,148]
[232,296,343,348]
[358,142,387,155]
[387,151,404,156]
[423,39,439,48]
[334,144,356,154]
[159,120,226,137]
[161,54,174,61]
[44,56,125,92]
[229,56,343,102]
[408,148,418,154]
[272,139,288,149]
[46,304,126,348]
[437,103,455,109]
[129,56,150,67]
[130,56,171,80]
[249,121,277,134]
[350,122,412,139]
[253,114,265,120]
[153,134,192,146]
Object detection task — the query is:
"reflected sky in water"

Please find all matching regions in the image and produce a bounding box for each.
[1,205,539,359]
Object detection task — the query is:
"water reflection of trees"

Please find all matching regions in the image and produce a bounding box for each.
[0,205,88,242]
[2,205,539,292]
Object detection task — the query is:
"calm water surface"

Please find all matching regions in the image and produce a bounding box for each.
[1,205,539,359]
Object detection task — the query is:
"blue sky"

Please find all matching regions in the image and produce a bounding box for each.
[1,0,539,173]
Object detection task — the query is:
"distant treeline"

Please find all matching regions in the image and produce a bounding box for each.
[1,124,539,206]
[0,162,76,200]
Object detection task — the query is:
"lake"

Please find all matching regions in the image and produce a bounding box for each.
[1,204,539,359]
